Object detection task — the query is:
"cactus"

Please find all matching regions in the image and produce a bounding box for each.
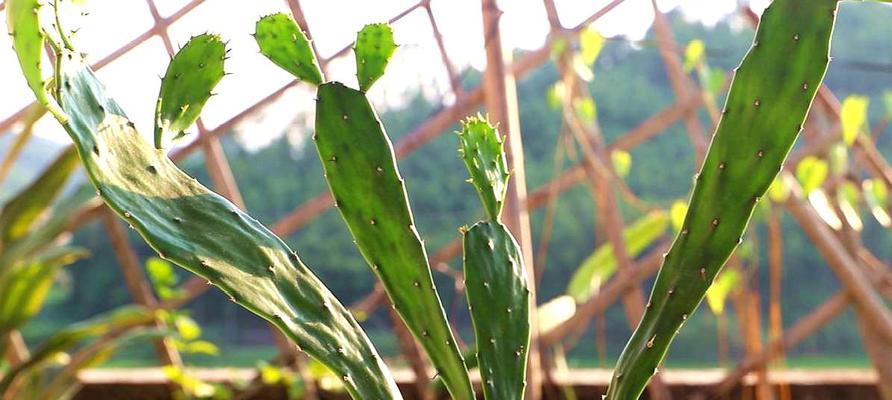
[254,13,322,85]
[458,116,531,400]
[4,0,68,123]
[8,6,401,398]
[354,23,396,92]
[457,116,510,222]
[605,0,840,398]
[314,82,473,400]
[154,33,226,148]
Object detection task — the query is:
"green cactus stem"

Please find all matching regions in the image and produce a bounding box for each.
[5,0,67,122]
[254,13,323,85]
[457,114,510,222]
[41,50,402,399]
[605,1,840,398]
[314,81,474,400]
[355,23,396,92]
[458,116,530,400]
[154,33,226,149]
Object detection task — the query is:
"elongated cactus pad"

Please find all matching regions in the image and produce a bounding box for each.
[315,81,474,400]
[606,1,839,398]
[457,115,510,222]
[462,221,530,400]
[355,23,396,92]
[49,53,401,399]
[5,0,66,122]
[154,33,226,149]
[254,13,323,85]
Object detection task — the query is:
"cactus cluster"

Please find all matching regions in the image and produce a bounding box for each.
[8,3,401,398]
[458,116,531,400]
[605,0,841,398]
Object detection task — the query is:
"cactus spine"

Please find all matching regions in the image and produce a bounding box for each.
[154,33,226,148]
[459,116,531,400]
[605,1,840,398]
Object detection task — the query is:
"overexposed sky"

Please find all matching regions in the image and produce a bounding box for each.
[0,0,759,149]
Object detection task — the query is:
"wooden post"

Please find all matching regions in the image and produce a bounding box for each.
[480,0,541,397]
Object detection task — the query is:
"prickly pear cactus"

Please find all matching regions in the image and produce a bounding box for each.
[606,0,840,398]
[354,23,396,92]
[314,81,473,400]
[254,13,323,85]
[7,5,402,397]
[458,116,530,400]
[154,33,226,148]
[5,0,66,122]
[457,114,510,222]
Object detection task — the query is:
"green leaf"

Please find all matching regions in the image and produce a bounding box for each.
[579,27,605,65]
[546,82,565,110]
[146,257,179,299]
[355,23,396,92]
[841,95,869,145]
[703,66,726,97]
[796,156,829,194]
[0,146,80,246]
[573,97,596,122]
[567,211,668,302]
[829,143,848,175]
[705,269,739,315]
[836,181,862,231]
[768,176,790,202]
[254,13,323,85]
[610,150,631,178]
[683,39,705,72]
[0,246,88,334]
[174,315,201,341]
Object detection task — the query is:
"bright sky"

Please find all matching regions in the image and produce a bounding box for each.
[0,0,761,150]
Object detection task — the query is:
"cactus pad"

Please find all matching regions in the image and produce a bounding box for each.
[314,81,474,400]
[457,115,510,222]
[354,23,396,92]
[51,53,401,399]
[154,33,226,149]
[254,13,323,85]
[462,221,531,400]
[606,0,840,398]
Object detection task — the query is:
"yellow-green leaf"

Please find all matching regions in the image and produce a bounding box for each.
[580,27,605,65]
[863,179,891,227]
[841,95,869,146]
[768,176,790,202]
[670,201,687,232]
[683,40,705,72]
[705,269,739,315]
[796,156,829,194]
[610,150,631,178]
[174,315,201,341]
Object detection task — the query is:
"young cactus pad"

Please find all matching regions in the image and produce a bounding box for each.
[605,0,839,398]
[154,33,227,149]
[254,13,323,85]
[49,52,402,399]
[354,23,396,92]
[457,115,510,222]
[314,81,474,400]
[5,0,66,122]
[459,116,531,400]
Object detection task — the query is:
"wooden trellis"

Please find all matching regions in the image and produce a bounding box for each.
[1,0,891,399]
